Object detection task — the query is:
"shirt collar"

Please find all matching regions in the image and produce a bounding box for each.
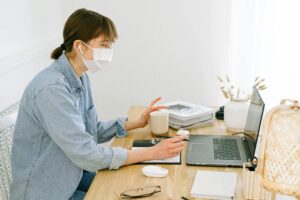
[57,53,84,91]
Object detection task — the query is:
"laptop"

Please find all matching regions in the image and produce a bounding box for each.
[187,87,265,167]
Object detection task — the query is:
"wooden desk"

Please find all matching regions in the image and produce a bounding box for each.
[85,106,244,200]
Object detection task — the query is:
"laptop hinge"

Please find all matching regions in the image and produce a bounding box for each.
[242,137,254,162]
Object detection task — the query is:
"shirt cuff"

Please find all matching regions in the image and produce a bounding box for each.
[109,147,128,170]
[116,115,128,138]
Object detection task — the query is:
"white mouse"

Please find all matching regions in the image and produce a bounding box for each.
[142,166,168,178]
[176,129,190,138]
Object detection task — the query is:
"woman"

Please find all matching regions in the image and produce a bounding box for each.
[10,8,185,200]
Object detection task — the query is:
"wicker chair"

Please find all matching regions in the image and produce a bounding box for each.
[0,102,19,200]
[258,99,300,199]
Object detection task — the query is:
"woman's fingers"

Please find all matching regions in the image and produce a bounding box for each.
[147,97,168,116]
[167,136,186,143]
[152,105,168,110]
[151,106,167,113]
[149,97,162,107]
[152,137,186,160]
[144,105,167,118]
[162,137,185,154]
[169,151,181,157]
[170,141,185,148]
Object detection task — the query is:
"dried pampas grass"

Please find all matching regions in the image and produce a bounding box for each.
[217,75,267,101]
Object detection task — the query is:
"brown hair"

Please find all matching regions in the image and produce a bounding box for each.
[51,8,118,59]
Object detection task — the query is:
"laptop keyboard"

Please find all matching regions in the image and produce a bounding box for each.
[213,138,241,160]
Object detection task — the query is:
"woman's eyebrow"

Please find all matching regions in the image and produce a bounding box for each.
[100,39,110,43]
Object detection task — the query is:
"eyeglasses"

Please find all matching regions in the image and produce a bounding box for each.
[119,185,161,199]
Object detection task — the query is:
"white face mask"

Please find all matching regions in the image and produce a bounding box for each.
[79,42,113,73]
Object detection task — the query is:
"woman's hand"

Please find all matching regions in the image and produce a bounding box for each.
[149,136,185,160]
[137,97,167,128]
[124,136,185,165]
[125,97,167,131]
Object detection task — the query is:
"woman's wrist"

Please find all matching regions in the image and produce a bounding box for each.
[146,146,156,160]
[124,119,144,131]
[135,117,145,128]
[124,147,155,165]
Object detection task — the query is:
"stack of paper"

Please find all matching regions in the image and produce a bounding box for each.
[165,101,215,129]
[190,170,237,200]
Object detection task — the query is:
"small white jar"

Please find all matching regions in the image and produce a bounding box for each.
[224,100,249,132]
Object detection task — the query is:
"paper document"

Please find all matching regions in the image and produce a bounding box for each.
[190,170,237,200]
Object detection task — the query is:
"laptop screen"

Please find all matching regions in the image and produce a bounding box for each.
[244,87,265,151]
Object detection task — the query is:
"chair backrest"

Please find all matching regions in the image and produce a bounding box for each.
[0,102,19,200]
[258,99,300,197]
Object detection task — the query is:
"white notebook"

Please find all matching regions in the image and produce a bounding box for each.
[190,170,237,200]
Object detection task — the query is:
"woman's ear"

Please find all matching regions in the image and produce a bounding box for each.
[73,40,82,51]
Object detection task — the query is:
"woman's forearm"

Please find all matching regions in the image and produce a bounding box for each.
[124,148,154,165]
[123,136,185,166]
[124,120,143,131]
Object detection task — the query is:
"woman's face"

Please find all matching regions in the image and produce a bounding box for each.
[78,34,112,60]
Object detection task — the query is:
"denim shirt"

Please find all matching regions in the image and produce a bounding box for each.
[10,54,128,200]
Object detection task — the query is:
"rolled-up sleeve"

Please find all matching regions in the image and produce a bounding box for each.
[34,85,127,171]
[96,115,128,144]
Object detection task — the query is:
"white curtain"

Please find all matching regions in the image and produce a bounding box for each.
[228,0,300,110]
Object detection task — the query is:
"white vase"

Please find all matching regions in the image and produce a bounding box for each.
[224,100,250,132]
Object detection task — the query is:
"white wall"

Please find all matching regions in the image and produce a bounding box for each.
[77,0,299,120]
[0,0,63,110]
[228,0,300,112]
[1,0,300,120]
[259,0,300,109]
[0,0,63,57]
[62,0,232,120]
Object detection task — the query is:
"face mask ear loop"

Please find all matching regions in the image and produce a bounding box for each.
[80,41,94,60]
[79,45,84,57]
[78,46,83,56]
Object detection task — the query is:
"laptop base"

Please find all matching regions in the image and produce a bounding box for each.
[186,135,253,167]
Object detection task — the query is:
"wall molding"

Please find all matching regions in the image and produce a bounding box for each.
[0,37,60,75]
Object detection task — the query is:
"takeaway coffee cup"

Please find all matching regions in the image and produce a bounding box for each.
[150,111,169,135]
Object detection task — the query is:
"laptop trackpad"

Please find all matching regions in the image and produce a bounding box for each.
[191,143,211,160]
